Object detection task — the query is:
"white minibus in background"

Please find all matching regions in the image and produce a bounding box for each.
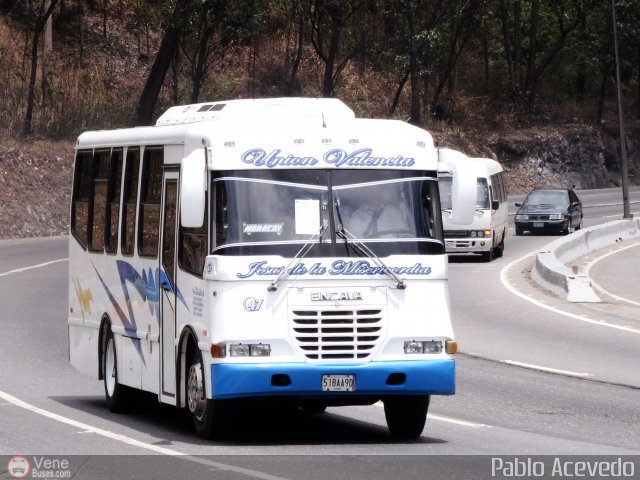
[438,157,508,261]
[68,97,476,440]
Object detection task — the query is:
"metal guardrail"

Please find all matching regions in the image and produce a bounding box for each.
[530,218,640,302]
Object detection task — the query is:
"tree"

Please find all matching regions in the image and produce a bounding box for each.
[21,0,59,136]
[429,0,486,108]
[307,0,374,97]
[498,0,588,112]
[135,0,199,125]
[387,0,449,124]
[181,0,229,104]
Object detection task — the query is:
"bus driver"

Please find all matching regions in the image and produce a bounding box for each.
[346,186,411,238]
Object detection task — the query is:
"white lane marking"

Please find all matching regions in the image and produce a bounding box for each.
[500,251,640,335]
[602,211,640,219]
[428,414,488,428]
[0,390,289,480]
[0,258,68,277]
[373,402,488,428]
[503,360,592,378]
[584,242,640,307]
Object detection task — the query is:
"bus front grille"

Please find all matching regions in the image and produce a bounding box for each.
[444,230,469,238]
[291,309,383,360]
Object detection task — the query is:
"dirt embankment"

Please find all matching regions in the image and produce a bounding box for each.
[0,138,74,239]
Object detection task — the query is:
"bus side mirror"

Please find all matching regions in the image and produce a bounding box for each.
[492,199,499,210]
[180,149,206,228]
[438,148,476,225]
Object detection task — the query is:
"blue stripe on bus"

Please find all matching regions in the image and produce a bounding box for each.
[210,359,455,399]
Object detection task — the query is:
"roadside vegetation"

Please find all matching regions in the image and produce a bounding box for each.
[0,1,638,239]
[2,0,639,136]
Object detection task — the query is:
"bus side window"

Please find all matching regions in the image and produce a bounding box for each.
[121,148,140,256]
[105,149,123,254]
[179,200,208,277]
[89,150,110,252]
[138,148,163,258]
[71,150,93,248]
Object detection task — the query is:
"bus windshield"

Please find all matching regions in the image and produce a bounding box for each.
[212,170,444,257]
[438,177,490,209]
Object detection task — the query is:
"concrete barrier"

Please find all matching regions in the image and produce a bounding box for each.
[530,218,640,302]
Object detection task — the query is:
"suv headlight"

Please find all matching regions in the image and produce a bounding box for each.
[548,214,564,220]
[515,214,528,221]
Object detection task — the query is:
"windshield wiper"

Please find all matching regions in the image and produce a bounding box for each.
[267,224,327,292]
[333,197,405,289]
[335,227,406,290]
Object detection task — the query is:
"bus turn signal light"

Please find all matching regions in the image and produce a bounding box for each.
[211,343,226,358]
[445,340,457,354]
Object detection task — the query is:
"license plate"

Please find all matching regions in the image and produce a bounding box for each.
[322,374,355,392]
[533,222,544,228]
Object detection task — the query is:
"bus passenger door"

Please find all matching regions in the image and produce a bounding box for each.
[159,172,178,403]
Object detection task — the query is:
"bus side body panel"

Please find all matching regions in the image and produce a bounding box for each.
[69,239,102,379]
[69,237,163,395]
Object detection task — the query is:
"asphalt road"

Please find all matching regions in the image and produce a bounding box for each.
[1,188,639,479]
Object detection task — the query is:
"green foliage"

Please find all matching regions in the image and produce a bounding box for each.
[0,0,638,136]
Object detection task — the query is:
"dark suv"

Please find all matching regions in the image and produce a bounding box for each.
[514,188,583,235]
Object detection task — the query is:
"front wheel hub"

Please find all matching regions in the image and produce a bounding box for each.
[187,362,205,419]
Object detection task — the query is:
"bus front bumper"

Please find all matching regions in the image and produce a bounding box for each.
[210,359,455,399]
[445,238,492,253]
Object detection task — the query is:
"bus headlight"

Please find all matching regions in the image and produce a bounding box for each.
[404,341,425,354]
[470,230,492,238]
[404,340,449,354]
[230,344,250,357]
[229,343,271,357]
[250,344,271,356]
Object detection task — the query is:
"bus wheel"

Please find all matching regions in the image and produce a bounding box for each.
[383,395,430,439]
[187,352,231,439]
[103,330,132,412]
[494,236,505,258]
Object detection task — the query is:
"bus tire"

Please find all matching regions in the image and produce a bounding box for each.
[103,329,132,412]
[187,351,232,439]
[383,395,430,439]
[494,234,505,258]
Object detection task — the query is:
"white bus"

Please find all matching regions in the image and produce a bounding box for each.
[68,98,476,439]
[438,157,508,261]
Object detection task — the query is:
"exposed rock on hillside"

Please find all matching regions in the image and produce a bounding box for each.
[436,124,639,194]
